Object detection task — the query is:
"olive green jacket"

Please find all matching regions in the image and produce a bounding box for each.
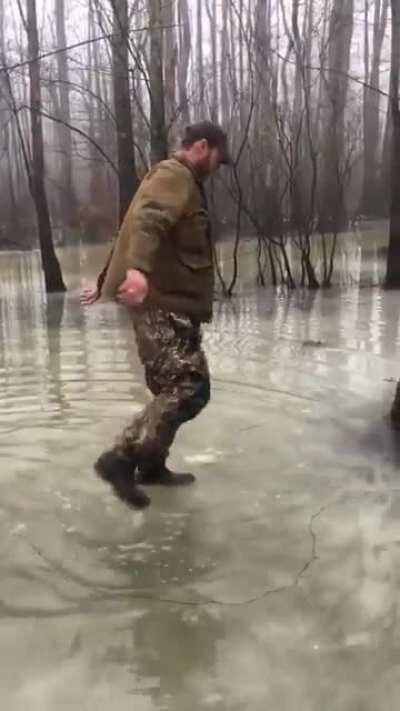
[99,157,214,322]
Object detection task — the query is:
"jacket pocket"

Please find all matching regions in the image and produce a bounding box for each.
[175,209,212,270]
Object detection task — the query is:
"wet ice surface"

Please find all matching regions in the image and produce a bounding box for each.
[1,248,400,709]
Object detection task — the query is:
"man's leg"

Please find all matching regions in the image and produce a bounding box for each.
[120,308,210,484]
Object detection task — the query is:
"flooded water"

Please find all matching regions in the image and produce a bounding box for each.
[1,235,400,710]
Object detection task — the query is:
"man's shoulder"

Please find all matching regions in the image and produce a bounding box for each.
[156,157,194,180]
[142,158,196,195]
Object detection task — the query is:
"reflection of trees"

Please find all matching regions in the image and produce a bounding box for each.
[127,602,225,706]
[45,293,69,415]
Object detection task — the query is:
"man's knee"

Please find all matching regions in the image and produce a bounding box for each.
[180,377,210,421]
[193,378,211,412]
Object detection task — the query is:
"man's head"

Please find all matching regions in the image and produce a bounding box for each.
[180,122,231,177]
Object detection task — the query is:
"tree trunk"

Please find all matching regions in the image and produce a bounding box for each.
[133,9,148,172]
[380,102,392,210]
[205,0,218,122]
[253,0,271,223]
[318,0,354,233]
[196,0,205,118]
[177,0,191,126]
[87,0,102,209]
[26,0,66,292]
[360,0,389,215]
[385,0,400,287]
[0,0,19,233]
[163,0,177,130]
[314,0,330,141]
[220,5,230,127]
[111,0,139,223]
[291,0,303,129]
[238,0,244,111]
[148,0,168,163]
[228,0,238,134]
[55,0,78,227]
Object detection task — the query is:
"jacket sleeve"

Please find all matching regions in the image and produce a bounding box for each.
[96,241,116,294]
[127,164,191,274]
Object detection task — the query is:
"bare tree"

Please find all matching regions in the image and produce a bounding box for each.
[54,0,78,227]
[163,0,177,131]
[24,0,66,292]
[196,0,205,118]
[148,0,168,163]
[0,0,18,240]
[177,0,191,126]
[360,0,389,215]
[219,3,230,128]
[318,0,354,233]
[205,0,218,122]
[111,0,140,222]
[385,0,400,288]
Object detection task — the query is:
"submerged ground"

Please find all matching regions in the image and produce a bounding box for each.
[1,234,400,710]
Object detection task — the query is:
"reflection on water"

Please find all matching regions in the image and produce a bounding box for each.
[1,231,400,711]
[215,220,389,289]
[0,226,397,434]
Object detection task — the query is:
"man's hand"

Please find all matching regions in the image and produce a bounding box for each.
[80,285,100,305]
[117,269,149,307]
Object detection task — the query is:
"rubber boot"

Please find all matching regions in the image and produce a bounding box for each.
[138,458,196,487]
[95,449,150,509]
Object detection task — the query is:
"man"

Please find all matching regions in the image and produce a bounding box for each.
[81,122,230,509]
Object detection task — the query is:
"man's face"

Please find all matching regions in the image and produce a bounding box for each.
[192,140,223,177]
[208,146,223,174]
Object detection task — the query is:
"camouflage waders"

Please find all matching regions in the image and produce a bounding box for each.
[118,306,210,471]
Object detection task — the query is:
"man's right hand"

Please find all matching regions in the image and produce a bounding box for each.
[80,285,100,305]
[117,269,149,307]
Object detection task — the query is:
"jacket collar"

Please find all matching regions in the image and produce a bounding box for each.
[172,153,205,186]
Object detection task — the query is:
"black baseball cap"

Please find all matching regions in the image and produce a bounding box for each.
[182,121,231,164]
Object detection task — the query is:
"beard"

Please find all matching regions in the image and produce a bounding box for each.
[195,156,213,179]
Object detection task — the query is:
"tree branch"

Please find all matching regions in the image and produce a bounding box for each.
[20,104,119,174]
[0,23,180,75]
